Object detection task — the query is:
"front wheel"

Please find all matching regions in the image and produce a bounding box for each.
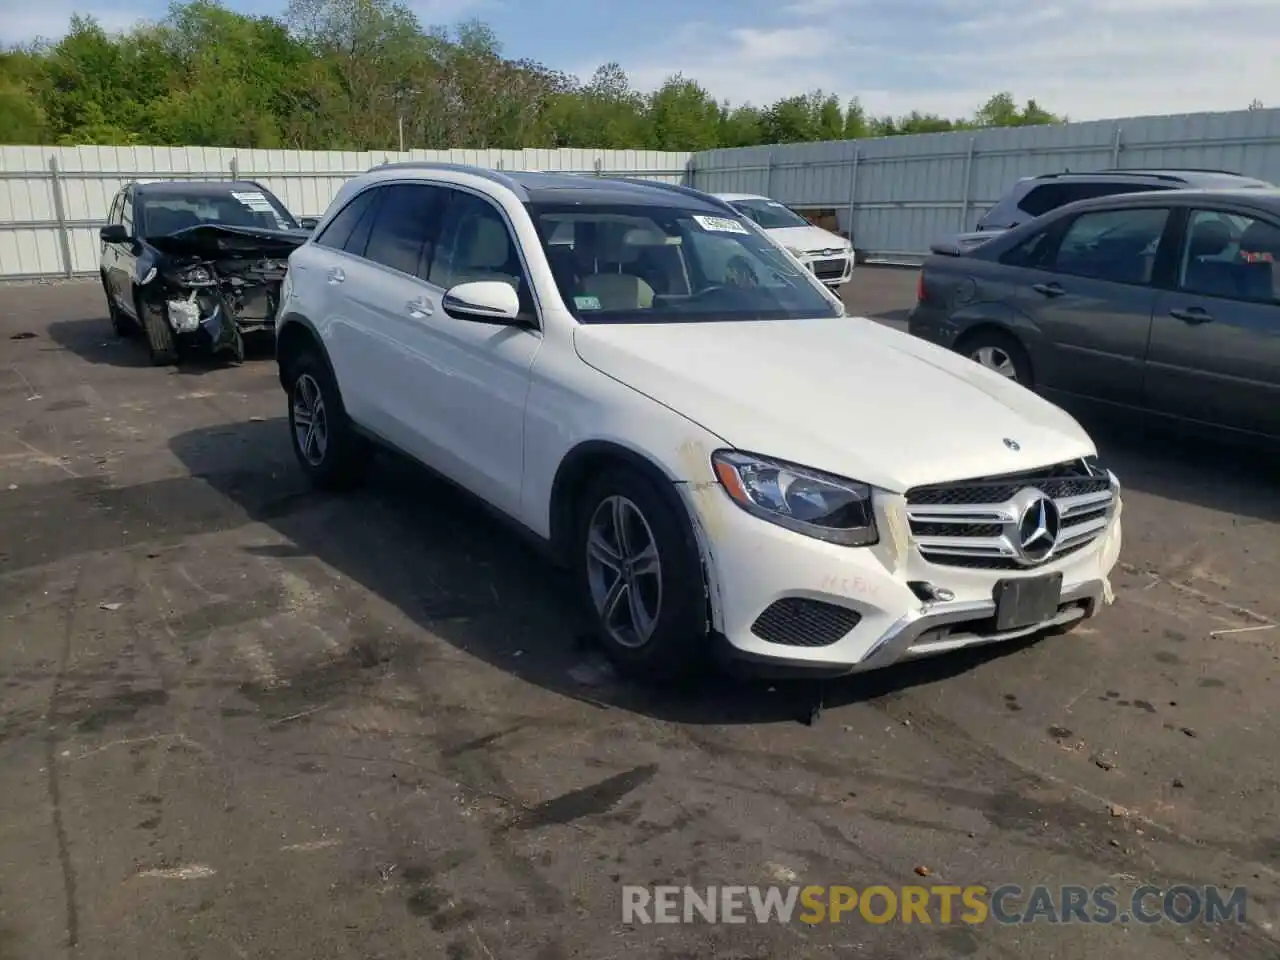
[286,351,370,490]
[136,294,178,365]
[574,467,710,684]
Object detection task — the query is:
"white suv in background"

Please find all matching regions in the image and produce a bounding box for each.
[713,192,854,288]
[274,163,1122,682]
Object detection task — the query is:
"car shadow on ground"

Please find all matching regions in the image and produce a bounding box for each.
[47,317,276,374]
[168,418,1042,727]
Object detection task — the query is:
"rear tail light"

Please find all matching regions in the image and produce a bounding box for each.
[916,271,926,303]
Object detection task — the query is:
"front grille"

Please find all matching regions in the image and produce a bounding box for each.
[810,258,847,281]
[905,460,1115,570]
[751,598,862,647]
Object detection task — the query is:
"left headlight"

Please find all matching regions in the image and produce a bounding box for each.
[710,450,878,546]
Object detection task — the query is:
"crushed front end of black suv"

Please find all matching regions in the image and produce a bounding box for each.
[136,224,309,362]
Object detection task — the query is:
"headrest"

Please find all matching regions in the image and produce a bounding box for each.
[1188,219,1232,258]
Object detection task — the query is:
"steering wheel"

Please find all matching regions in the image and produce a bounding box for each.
[724,255,760,288]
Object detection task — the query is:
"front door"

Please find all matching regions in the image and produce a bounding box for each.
[1012,205,1171,408]
[358,183,542,518]
[1145,207,1280,437]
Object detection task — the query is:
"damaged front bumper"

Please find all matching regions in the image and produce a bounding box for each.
[141,223,308,362]
[144,258,290,361]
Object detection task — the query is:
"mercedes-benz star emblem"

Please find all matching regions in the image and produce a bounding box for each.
[1017,496,1061,562]
[1003,438,1021,451]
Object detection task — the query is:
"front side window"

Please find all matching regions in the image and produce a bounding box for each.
[138,187,297,238]
[726,198,810,230]
[1050,207,1170,285]
[525,202,840,324]
[1179,209,1280,303]
[121,192,134,234]
[362,183,444,279]
[429,189,536,319]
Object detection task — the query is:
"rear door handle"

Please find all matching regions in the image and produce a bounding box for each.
[1169,306,1213,325]
[1032,282,1064,298]
[326,267,345,284]
[406,297,433,318]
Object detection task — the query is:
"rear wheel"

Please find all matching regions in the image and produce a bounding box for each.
[286,350,370,490]
[574,466,710,684]
[102,275,132,337]
[956,328,1034,387]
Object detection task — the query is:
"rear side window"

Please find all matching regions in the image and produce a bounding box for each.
[363,184,446,279]
[1050,207,1170,285]
[998,229,1055,269]
[315,189,379,254]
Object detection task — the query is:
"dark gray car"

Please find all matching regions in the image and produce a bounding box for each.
[908,188,1280,440]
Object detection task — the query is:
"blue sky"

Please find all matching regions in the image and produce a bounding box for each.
[4,0,1277,121]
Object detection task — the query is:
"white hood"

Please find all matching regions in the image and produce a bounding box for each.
[572,316,1096,493]
[762,224,850,256]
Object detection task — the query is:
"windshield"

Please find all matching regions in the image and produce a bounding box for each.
[526,202,840,324]
[139,188,298,237]
[726,198,810,230]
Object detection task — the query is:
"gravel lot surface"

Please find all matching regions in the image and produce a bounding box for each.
[1,270,1277,959]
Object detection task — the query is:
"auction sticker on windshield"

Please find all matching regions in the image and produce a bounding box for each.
[232,191,276,214]
[693,215,749,234]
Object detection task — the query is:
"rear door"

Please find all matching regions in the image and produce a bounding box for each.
[1145,207,1280,436]
[1010,204,1173,407]
[114,188,141,315]
[296,185,383,426]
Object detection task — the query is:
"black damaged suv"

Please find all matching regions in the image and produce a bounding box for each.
[99,180,316,365]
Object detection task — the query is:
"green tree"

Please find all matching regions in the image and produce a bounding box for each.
[0,2,1067,151]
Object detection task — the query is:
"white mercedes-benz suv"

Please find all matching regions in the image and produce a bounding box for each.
[274,162,1122,682]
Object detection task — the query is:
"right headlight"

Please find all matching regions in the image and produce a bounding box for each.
[710,450,878,546]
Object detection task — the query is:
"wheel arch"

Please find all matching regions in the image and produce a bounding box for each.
[548,439,685,563]
[275,312,336,391]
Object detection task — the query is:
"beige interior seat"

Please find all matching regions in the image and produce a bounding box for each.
[451,216,519,288]
[580,227,655,310]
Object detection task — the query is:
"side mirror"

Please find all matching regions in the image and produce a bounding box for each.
[442,281,523,324]
[100,224,129,244]
[299,217,319,231]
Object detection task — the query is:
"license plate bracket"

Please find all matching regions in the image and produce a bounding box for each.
[993,573,1063,632]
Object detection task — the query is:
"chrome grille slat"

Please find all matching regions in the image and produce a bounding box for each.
[905,460,1117,570]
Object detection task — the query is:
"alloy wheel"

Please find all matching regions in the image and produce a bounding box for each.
[585,495,663,649]
[971,345,1019,380]
[292,373,329,467]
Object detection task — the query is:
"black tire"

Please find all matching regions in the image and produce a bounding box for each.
[285,349,370,490]
[955,328,1034,388]
[136,294,178,366]
[573,466,710,684]
[102,275,132,337]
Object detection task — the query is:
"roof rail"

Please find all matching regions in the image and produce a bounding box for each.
[1095,166,1245,176]
[611,177,738,213]
[370,161,526,195]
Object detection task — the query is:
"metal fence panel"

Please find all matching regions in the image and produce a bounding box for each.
[0,145,692,281]
[689,106,1280,262]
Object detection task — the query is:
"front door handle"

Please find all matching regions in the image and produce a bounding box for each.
[327,267,345,284]
[406,297,432,318]
[1169,306,1213,325]
[1032,282,1065,298]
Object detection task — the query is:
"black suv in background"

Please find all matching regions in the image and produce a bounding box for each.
[908,187,1280,441]
[943,168,1274,252]
[100,179,315,365]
